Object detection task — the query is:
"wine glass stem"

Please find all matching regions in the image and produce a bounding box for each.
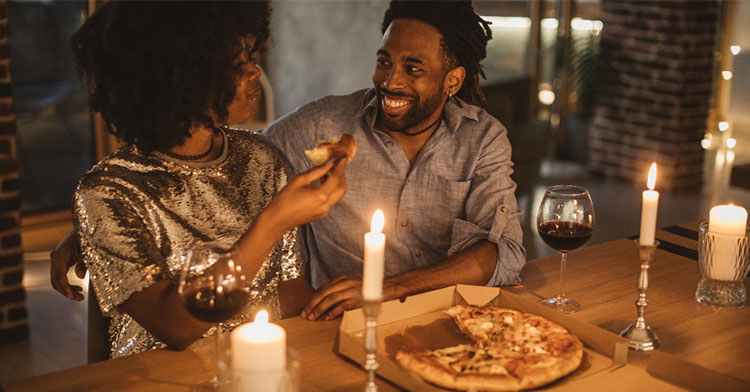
[215,324,224,384]
[559,251,568,301]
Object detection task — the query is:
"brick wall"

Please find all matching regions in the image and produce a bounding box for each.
[589,1,720,189]
[0,0,27,344]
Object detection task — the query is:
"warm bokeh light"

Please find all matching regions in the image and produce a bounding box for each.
[371,209,384,234]
[718,121,729,132]
[541,18,559,29]
[731,45,741,55]
[254,310,269,324]
[482,16,530,28]
[571,18,603,33]
[701,139,711,149]
[538,89,555,105]
[647,163,657,190]
[727,138,737,149]
[722,71,733,80]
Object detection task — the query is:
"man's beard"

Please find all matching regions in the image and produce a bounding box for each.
[377,86,443,134]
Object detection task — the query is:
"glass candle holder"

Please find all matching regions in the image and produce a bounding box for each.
[226,348,300,392]
[696,222,750,309]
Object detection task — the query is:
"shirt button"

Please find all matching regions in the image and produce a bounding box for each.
[415,250,422,257]
[400,220,408,227]
[386,141,393,147]
[500,206,508,213]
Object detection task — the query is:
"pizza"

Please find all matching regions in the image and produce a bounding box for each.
[395,305,583,391]
[304,134,357,166]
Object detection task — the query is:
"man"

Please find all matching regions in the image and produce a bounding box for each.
[264,0,524,320]
[51,0,525,320]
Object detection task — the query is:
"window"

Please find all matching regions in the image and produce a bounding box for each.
[9,0,93,214]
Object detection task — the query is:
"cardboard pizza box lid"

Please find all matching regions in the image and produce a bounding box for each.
[338,285,732,391]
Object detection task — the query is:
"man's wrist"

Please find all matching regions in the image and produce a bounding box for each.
[383,277,411,301]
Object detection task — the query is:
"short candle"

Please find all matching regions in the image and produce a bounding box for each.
[709,204,747,236]
[706,204,748,280]
[363,209,385,301]
[231,310,286,371]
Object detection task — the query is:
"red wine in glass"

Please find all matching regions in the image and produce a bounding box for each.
[538,221,594,252]
[537,185,595,313]
[183,287,251,323]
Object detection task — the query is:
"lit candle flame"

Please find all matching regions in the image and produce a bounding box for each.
[647,163,657,190]
[254,310,269,324]
[371,209,384,233]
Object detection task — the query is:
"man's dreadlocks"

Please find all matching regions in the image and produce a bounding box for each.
[381,0,492,107]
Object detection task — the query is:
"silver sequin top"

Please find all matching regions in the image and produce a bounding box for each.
[74,128,302,358]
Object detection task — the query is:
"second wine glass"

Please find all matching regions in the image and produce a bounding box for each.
[537,185,595,313]
[179,241,250,391]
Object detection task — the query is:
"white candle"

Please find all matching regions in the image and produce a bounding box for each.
[709,204,747,235]
[707,204,748,280]
[231,310,286,371]
[363,209,385,300]
[639,163,659,246]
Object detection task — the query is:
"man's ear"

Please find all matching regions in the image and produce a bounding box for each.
[444,66,466,96]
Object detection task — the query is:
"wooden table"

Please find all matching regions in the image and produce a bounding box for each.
[4,222,749,391]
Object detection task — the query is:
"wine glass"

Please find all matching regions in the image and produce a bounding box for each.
[178,241,251,391]
[537,185,595,313]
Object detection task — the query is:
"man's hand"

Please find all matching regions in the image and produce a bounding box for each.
[300,276,362,321]
[50,229,87,301]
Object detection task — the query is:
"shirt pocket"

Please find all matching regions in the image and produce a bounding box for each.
[418,176,472,244]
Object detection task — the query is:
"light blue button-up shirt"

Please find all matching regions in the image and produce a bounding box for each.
[263,88,525,288]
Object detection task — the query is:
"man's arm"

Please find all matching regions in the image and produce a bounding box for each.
[300,240,497,321]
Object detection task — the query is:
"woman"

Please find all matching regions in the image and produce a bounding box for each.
[69,1,345,358]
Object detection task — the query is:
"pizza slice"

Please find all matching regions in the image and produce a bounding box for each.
[304,134,357,166]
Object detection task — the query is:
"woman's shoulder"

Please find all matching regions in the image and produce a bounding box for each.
[76,145,170,196]
[226,127,286,162]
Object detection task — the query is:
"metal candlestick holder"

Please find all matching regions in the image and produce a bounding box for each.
[362,298,382,392]
[620,240,660,351]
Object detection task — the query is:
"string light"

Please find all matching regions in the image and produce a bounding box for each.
[730,45,741,55]
[727,138,737,149]
[718,121,729,132]
[701,139,712,149]
[722,71,733,80]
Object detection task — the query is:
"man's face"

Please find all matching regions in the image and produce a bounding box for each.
[372,19,448,133]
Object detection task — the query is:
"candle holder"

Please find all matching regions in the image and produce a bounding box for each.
[695,222,750,309]
[362,298,382,392]
[228,348,300,392]
[620,240,660,351]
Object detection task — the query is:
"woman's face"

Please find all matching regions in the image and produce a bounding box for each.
[225,53,263,125]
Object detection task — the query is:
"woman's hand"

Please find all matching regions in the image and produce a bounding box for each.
[264,158,348,232]
[50,229,87,301]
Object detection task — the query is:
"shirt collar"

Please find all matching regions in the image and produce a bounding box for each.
[358,88,481,134]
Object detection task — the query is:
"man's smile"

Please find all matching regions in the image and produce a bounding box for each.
[379,89,416,117]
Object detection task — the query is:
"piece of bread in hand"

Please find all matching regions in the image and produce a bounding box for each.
[304,134,357,166]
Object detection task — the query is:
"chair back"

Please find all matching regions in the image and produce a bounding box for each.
[87,281,109,363]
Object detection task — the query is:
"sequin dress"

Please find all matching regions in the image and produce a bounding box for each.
[73,128,302,358]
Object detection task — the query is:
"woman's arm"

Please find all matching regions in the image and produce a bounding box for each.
[119,159,347,349]
[278,274,316,319]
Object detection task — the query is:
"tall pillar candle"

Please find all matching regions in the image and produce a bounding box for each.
[707,204,748,280]
[231,310,286,391]
[363,209,385,300]
[639,163,659,246]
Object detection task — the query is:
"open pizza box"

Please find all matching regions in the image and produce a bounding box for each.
[337,285,740,391]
